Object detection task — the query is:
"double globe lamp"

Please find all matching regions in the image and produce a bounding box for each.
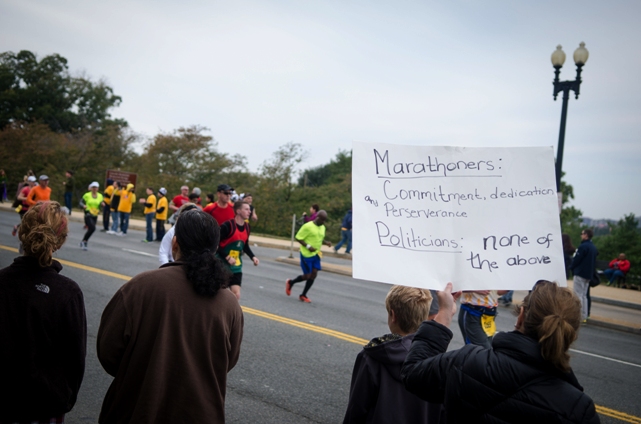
[551,42,589,192]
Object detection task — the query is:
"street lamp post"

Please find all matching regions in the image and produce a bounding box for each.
[551,42,589,193]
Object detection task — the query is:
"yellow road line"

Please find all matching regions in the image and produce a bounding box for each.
[241,306,368,345]
[0,245,130,281]
[1,243,639,423]
[596,405,641,424]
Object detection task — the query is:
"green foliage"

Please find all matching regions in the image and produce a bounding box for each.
[559,174,589,247]
[593,214,641,275]
[0,50,126,132]
[134,126,248,203]
[251,146,352,241]
[298,149,351,187]
[0,121,135,205]
[250,142,307,235]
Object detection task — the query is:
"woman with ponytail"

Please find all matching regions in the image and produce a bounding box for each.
[0,201,87,423]
[402,282,599,423]
[97,209,243,424]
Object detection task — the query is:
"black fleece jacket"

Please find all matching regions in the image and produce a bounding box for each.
[401,321,599,424]
[0,256,87,422]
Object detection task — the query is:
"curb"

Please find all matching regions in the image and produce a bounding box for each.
[276,257,641,335]
[252,241,352,261]
[585,317,641,335]
[591,296,641,311]
[275,257,352,277]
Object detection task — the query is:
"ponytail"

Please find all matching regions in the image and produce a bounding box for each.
[175,210,230,297]
[183,249,230,297]
[521,282,581,372]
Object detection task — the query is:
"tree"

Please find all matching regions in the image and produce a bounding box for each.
[136,126,247,199]
[251,142,307,235]
[0,121,136,204]
[558,173,588,246]
[298,149,352,187]
[593,214,641,274]
[0,50,126,132]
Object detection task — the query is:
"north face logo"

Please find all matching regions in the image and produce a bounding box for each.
[35,284,50,293]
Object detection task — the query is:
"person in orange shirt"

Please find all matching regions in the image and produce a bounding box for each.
[26,175,52,207]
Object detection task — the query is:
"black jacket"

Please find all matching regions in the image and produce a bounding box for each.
[0,256,87,422]
[571,240,598,280]
[343,333,444,424]
[401,321,599,424]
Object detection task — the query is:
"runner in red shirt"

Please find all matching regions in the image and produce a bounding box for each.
[204,184,235,226]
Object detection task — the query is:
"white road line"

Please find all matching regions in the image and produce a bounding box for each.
[570,348,641,368]
[122,248,158,258]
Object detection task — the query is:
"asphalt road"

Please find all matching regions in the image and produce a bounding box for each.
[1,209,640,424]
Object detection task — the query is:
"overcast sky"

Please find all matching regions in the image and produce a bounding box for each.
[2,0,640,220]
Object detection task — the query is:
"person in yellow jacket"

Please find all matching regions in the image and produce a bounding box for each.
[116,183,136,236]
[139,187,157,242]
[107,182,122,234]
[101,179,115,232]
[155,188,168,241]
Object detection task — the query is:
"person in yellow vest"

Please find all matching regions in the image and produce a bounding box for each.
[101,179,115,232]
[116,183,136,236]
[139,187,157,243]
[107,182,122,234]
[155,188,168,241]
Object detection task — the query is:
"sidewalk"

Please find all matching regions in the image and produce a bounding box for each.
[2,203,639,334]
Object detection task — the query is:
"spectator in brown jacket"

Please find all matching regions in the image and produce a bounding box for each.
[97,209,243,423]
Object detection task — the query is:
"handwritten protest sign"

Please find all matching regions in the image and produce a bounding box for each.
[352,142,566,291]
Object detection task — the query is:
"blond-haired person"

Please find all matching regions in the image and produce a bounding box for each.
[0,201,87,423]
[343,286,444,424]
[402,282,598,423]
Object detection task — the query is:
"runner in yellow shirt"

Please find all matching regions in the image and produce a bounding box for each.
[284,210,332,303]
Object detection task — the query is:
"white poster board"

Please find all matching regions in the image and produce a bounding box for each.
[352,142,565,291]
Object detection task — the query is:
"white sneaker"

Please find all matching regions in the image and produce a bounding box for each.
[106,230,115,235]
[116,232,125,236]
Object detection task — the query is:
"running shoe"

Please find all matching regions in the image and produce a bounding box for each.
[11,225,17,237]
[79,241,87,251]
[106,230,116,235]
[116,232,125,236]
[299,295,311,303]
[285,279,292,296]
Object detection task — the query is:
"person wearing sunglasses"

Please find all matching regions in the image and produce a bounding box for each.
[402,281,598,423]
[204,184,236,226]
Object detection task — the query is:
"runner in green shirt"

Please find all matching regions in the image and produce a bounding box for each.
[285,210,332,303]
[79,182,104,250]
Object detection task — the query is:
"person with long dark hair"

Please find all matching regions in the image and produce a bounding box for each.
[97,209,243,423]
[401,282,599,423]
[0,201,87,423]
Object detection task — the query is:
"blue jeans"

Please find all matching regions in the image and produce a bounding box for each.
[334,229,352,253]
[502,290,513,303]
[64,192,72,214]
[110,211,119,232]
[145,213,154,241]
[603,268,625,283]
[119,212,130,234]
